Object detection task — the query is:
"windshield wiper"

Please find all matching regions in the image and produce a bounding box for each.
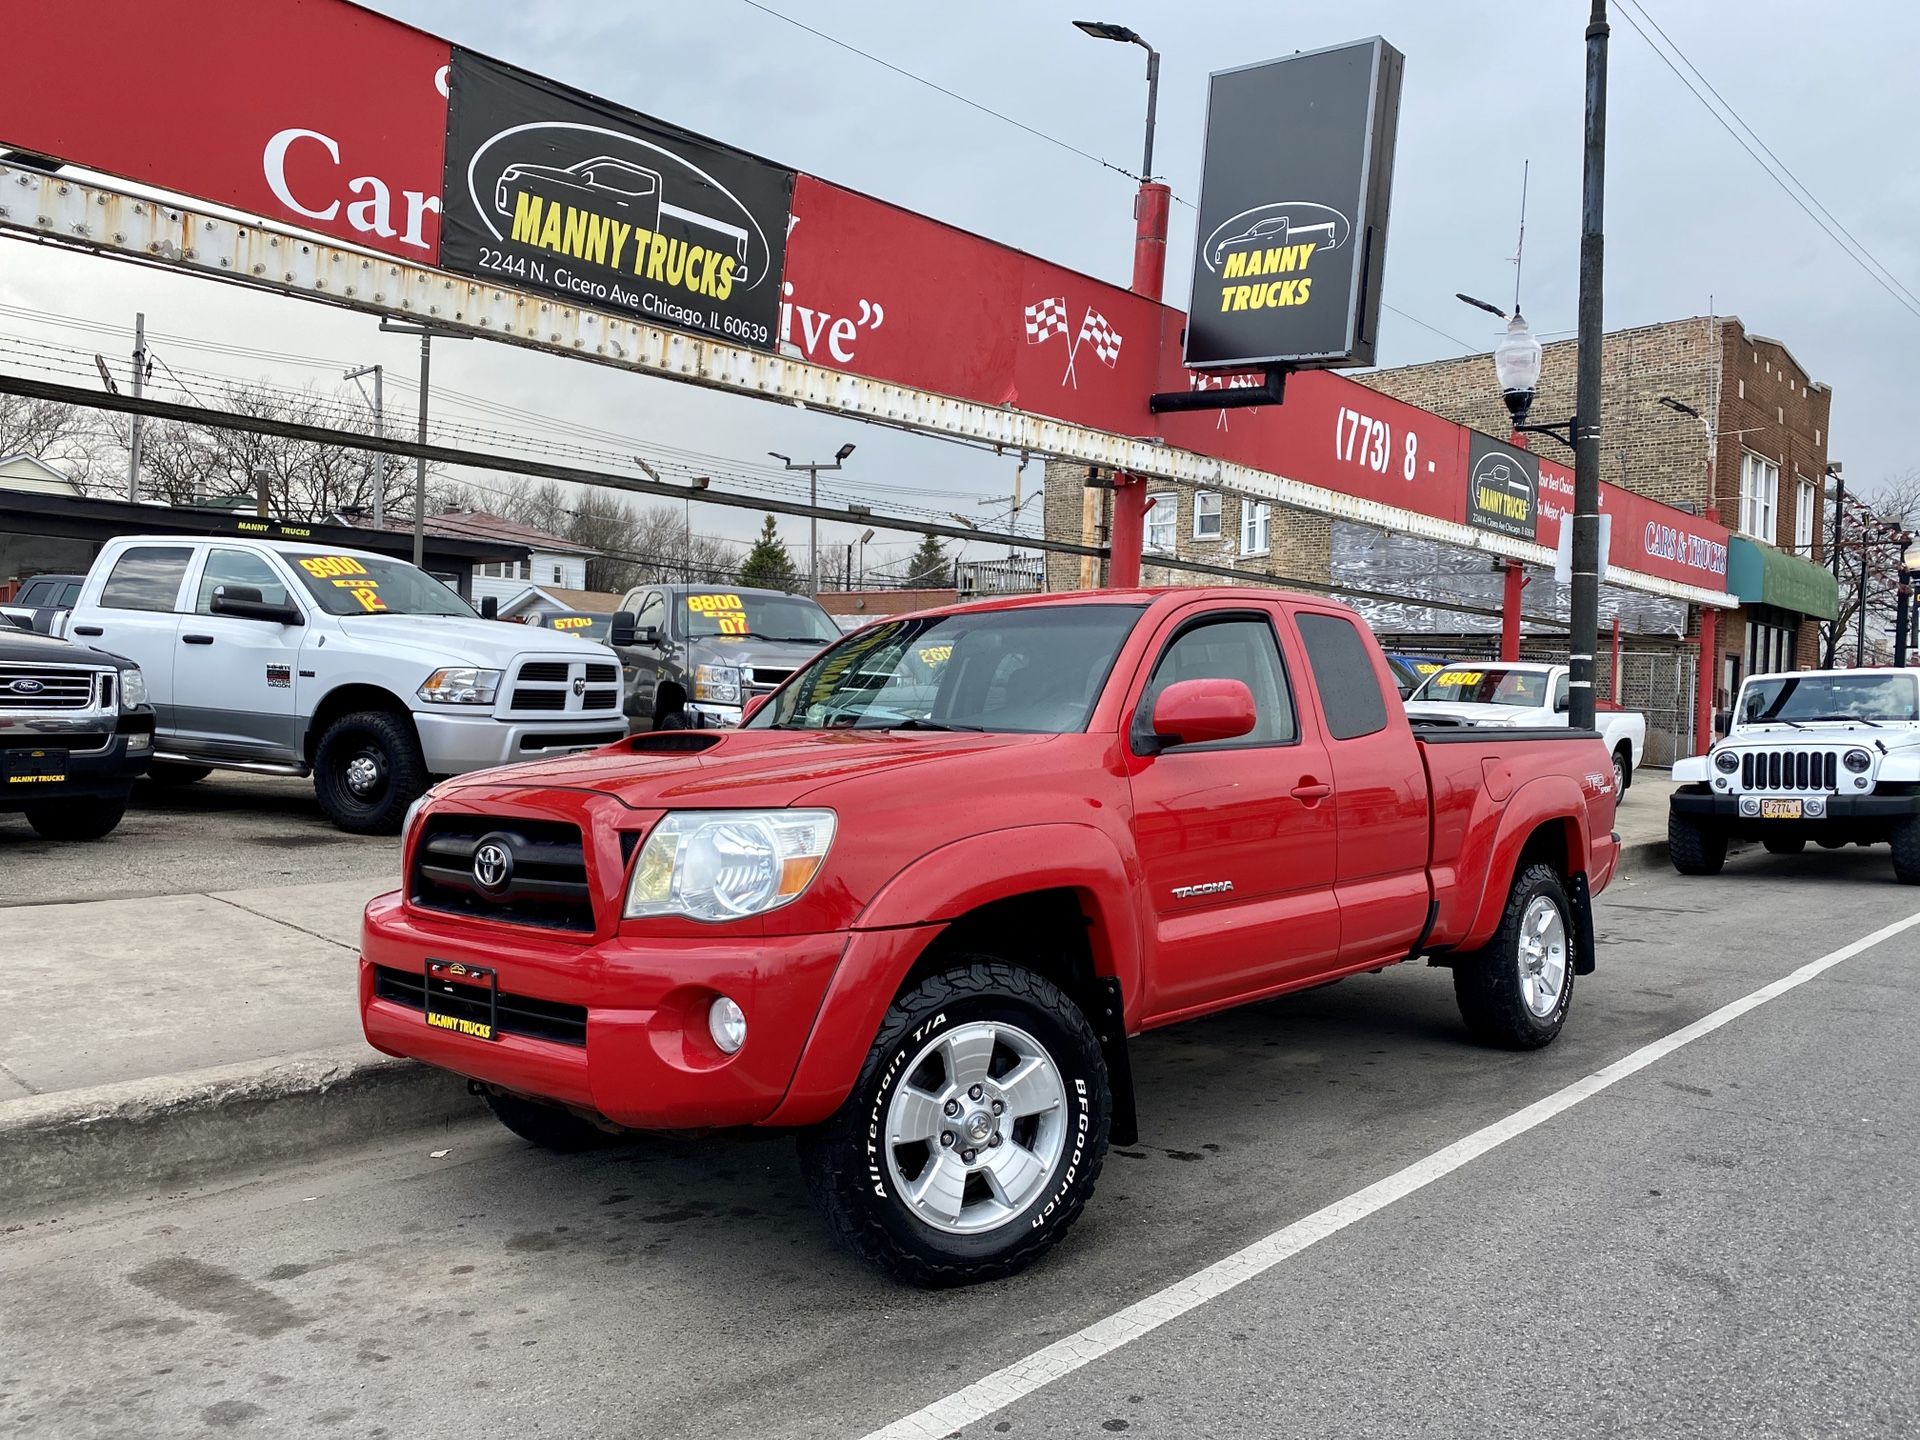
[874,717,987,732]
[1808,714,1881,727]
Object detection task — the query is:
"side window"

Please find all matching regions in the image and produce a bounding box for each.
[196,548,292,614]
[99,546,193,613]
[59,582,83,607]
[637,592,667,637]
[1552,673,1570,713]
[1136,614,1297,748]
[1296,612,1389,740]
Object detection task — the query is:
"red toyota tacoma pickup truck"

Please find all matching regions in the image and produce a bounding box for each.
[360,589,1619,1285]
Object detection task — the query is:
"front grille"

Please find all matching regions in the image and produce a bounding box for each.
[518,729,624,752]
[0,666,99,711]
[1740,750,1838,792]
[503,659,623,718]
[518,662,570,683]
[583,688,617,709]
[0,731,110,752]
[511,688,568,711]
[748,666,795,691]
[410,814,594,932]
[372,966,587,1047]
[585,663,618,684]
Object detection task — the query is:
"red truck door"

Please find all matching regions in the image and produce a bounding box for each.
[1124,603,1340,1021]
[1288,607,1433,963]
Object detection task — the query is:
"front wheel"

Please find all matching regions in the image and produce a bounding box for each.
[312,709,427,834]
[1453,863,1576,1050]
[24,795,127,841]
[1668,812,1728,876]
[1892,816,1920,885]
[483,1091,616,1153]
[799,959,1110,1288]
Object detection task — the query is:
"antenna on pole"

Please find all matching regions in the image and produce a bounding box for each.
[1512,160,1530,315]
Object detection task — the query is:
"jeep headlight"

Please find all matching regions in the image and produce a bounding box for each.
[1713,749,1740,774]
[118,665,148,709]
[417,667,501,705]
[693,664,742,705]
[625,810,836,922]
[1843,748,1873,774]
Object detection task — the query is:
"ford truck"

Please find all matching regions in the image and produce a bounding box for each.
[0,625,154,839]
[360,589,1620,1285]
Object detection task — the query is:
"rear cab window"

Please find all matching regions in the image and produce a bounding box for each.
[1294,611,1389,740]
[98,546,194,613]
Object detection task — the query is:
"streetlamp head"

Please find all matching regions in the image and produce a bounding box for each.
[1074,19,1142,44]
[860,528,876,545]
[767,451,791,466]
[835,442,857,462]
[1658,395,1700,420]
[1491,313,1542,427]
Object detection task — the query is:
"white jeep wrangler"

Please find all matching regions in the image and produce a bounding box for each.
[1669,668,1920,883]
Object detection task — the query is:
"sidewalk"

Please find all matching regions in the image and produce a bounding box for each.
[1615,770,1675,856]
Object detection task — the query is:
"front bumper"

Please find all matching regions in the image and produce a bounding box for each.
[1671,789,1920,839]
[359,891,853,1129]
[0,710,152,807]
[412,710,627,773]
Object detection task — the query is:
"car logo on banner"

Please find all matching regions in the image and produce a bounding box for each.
[440,50,794,353]
[471,838,514,893]
[1465,431,1540,539]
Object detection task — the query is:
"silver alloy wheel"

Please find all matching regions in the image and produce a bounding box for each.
[1517,894,1569,1018]
[883,1020,1067,1236]
[1613,753,1627,795]
[345,753,383,797]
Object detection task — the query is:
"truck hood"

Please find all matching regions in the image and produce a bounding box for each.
[438,727,1057,811]
[686,636,830,672]
[1404,701,1537,726]
[1720,722,1920,750]
[334,614,612,669]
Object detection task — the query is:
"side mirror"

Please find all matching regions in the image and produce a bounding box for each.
[634,624,660,648]
[1715,709,1732,734]
[608,613,637,648]
[1554,695,1571,714]
[1148,678,1257,751]
[210,586,304,626]
[742,694,768,723]
[480,595,499,620]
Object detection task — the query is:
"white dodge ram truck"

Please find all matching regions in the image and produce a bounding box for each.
[1669,667,1920,883]
[1403,660,1647,795]
[66,537,629,832]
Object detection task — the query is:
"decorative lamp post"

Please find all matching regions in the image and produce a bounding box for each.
[1492,314,1544,432]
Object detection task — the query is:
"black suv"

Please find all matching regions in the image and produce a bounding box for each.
[611,584,841,730]
[0,628,156,840]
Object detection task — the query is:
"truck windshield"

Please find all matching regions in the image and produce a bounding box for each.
[746,604,1143,734]
[1411,665,1547,707]
[680,591,840,644]
[1740,673,1919,725]
[285,553,476,618]
[543,613,612,640]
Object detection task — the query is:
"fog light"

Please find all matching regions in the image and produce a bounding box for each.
[128,733,151,753]
[1713,777,1729,791]
[1740,797,1761,817]
[1805,797,1826,818]
[708,995,747,1054]
[1854,776,1869,790]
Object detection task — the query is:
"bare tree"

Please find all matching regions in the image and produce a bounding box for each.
[0,394,111,490]
[1821,469,1920,667]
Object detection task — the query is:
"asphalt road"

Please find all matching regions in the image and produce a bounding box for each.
[3,854,1916,1439]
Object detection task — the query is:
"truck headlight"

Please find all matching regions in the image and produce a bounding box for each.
[417,667,501,705]
[625,809,837,922]
[693,664,742,705]
[1843,749,1873,774]
[1713,749,1740,774]
[118,666,148,709]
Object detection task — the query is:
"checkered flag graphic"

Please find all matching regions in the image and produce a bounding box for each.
[1024,296,1069,344]
[1078,308,1122,367]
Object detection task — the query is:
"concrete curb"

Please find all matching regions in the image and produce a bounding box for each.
[1616,836,1669,874]
[0,1047,477,1215]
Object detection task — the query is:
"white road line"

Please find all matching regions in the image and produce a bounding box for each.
[862,907,1920,1440]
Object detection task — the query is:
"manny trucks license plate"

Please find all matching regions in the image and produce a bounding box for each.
[1760,798,1804,820]
[2,749,66,786]
[424,960,499,1042]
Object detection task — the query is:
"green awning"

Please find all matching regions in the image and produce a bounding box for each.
[1726,537,1839,620]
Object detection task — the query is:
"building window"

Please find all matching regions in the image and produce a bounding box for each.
[1794,475,1816,556]
[1241,500,1271,556]
[1145,492,1176,552]
[552,565,564,583]
[1193,491,1222,541]
[1739,451,1779,541]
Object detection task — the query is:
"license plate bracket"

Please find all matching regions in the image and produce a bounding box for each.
[2,748,67,786]
[1760,798,1804,820]
[424,960,499,1042]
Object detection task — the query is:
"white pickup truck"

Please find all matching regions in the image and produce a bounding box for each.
[1669,667,1920,883]
[65,537,629,832]
[1404,660,1647,795]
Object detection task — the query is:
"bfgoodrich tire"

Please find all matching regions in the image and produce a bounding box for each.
[24,795,127,841]
[1453,862,1576,1050]
[798,959,1110,1288]
[1892,816,1920,885]
[482,1091,615,1153]
[1668,812,1728,876]
[312,709,427,835]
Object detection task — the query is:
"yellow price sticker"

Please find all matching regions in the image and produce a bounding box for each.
[916,645,953,665]
[686,593,743,614]
[1434,670,1484,687]
[552,615,594,630]
[298,555,370,579]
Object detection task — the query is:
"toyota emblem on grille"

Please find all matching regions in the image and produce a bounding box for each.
[472,838,514,892]
[6,679,45,695]
[571,675,587,697]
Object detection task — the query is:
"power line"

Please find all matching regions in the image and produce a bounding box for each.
[1614,0,1920,323]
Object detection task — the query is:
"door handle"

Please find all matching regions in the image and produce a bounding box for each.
[182,634,215,645]
[1291,780,1333,802]
[73,625,103,637]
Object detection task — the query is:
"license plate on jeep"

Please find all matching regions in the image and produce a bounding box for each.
[1760,798,1804,820]
[424,960,499,1041]
[2,749,66,786]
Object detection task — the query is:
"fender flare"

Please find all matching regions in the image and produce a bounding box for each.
[1461,773,1597,952]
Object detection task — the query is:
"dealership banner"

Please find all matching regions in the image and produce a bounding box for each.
[1183,38,1403,371]
[441,51,794,351]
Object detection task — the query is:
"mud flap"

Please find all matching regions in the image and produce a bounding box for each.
[1089,976,1138,1147]
[1570,872,1597,975]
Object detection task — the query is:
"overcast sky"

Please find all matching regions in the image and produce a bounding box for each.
[5,0,1917,569]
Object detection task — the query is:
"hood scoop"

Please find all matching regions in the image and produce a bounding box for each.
[627,731,726,754]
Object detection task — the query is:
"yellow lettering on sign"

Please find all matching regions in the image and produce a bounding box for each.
[298,555,370,579]
[350,586,386,613]
[687,593,744,613]
[552,616,594,630]
[916,645,953,665]
[426,1013,493,1040]
[1435,671,1484,687]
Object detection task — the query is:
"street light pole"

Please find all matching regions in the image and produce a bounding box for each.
[380,320,471,568]
[345,364,385,529]
[1567,0,1610,732]
[770,445,856,596]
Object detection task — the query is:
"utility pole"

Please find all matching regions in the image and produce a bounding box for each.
[379,320,470,568]
[253,466,270,518]
[127,312,146,503]
[769,444,855,596]
[345,364,386,529]
[1568,0,1610,732]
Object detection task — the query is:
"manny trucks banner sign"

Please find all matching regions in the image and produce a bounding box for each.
[1183,38,1404,372]
[440,51,794,351]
